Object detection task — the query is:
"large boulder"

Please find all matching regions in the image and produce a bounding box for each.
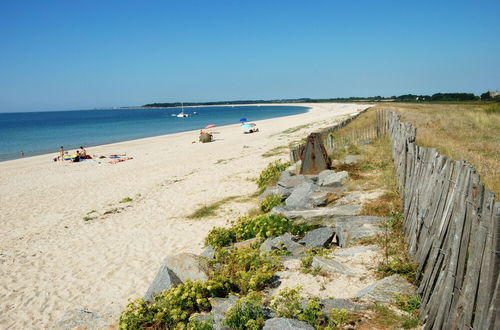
[144,264,183,302]
[260,233,307,256]
[298,227,335,248]
[352,275,415,303]
[209,295,239,315]
[335,216,386,247]
[284,182,318,209]
[311,256,357,276]
[201,245,216,259]
[317,170,349,187]
[260,185,293,200]
[55,309,116,330]
[164,253,209,282]
[277,171,312,189]
[263,317,314,330]
[271,204,362,226]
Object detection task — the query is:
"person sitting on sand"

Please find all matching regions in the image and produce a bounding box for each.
[72,150,81,162]
[79,146,87,157]
[59,146,64,161]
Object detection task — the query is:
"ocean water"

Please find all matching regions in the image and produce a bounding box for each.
[0,105,308,162]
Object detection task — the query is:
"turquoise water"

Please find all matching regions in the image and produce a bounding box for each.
[0,105,308,161]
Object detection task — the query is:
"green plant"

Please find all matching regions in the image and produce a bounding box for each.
[269,287,303,319]
[401,315,420,328]
[484,102,500,114]
[262,145,289,158]
[210,247,281,294]
[82,216,94,221]
[256,160,289,192]
[204,227,236,248]
[328,308,349,328]
[299,297,328,327]
[377,257,416,280]
[234,214,312,241]
[187,316,215,330]
[120,197,133,203]
[223,292,265,330]
[187,196,238,219]
[119,280,228,329]
[260,194,283,213]
[395,293,421,315]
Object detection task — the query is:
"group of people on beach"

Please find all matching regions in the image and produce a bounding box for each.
[56,146,90,162]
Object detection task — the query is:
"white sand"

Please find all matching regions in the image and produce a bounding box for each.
[0,103,371,328]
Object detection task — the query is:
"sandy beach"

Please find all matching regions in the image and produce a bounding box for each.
[0,103,371,329]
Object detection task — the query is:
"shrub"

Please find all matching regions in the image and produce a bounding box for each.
[260,194,283,213]
[119,280,227,329]
[256,160,289,192]
[377,257,416,280]
[234,214,312,241]
[223,292,265,330]
[299,297,327,328]
[269,287,303,319]
[187,316,215,330]
[395,293,421,315]
[299,256,321,275]
[210,247,281,294]
[328,308,349,329]
[120,197,133,203]
[204,227,236,248]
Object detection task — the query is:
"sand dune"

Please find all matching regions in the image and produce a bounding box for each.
[0,103,371,328]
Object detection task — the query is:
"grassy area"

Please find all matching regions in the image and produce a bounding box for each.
[262,145,289,158]
[187,196,239,219]
[372,102,500,195]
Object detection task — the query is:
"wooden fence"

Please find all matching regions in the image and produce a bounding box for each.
[387,111,499,329]
[289,108,387,164]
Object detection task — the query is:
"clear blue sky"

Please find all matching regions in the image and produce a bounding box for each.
[0,0,499,112]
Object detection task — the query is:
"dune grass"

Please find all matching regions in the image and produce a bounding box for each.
[372,102,500,195]
[187,196,239,219]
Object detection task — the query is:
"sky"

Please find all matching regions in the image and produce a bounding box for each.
[0,0,499,112]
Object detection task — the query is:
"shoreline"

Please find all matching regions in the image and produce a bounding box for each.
[0,103,371,328]
[0,103,311,163]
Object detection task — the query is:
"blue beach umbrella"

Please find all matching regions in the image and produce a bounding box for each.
[239,118,247,123]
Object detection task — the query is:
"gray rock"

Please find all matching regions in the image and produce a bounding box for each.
[164,253,209,283]
[233,237,262,249]
[318,170,349,187]
[260,185,293,200]
[209,295,239,315]
[144,264,182,302]
[260,233,307,255]
[335,216,386,247]
[272,204,362,226]
[55,309,116,330]
[308,190,328,207]
[353,275,415,303]
[201,245,216,259]
[332,245,379,257]
[341,155,362,164]
[320,298,369,313]
[263,317,315,330]
[285,182,318,209]
[298,227,335,248]
[278,172,312,189]
[312,256,358,276]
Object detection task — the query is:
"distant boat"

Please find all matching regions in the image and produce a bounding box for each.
[175,103,189,118]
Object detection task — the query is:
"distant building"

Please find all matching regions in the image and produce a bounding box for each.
[488,90,500,98]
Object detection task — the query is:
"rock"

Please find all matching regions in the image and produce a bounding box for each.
[233,237,262,249]
[285,182,319,209]
[318,170,349,187]
[55,309,116,330]
[144,264,182,302]
[332,245,379,257]
[277,172,312,189]
[201,245,216,259]
[353,275,415,303]
[308,191,328,207]
[260,185,293,200]
[272,204,362,226]
[341,155,362,164]
[264,317,314,330]
[164,253,209,283]
[335,216,386,247]
[320,298,369,313]
[298,227,335,248]
[312,256,358,276]
[260,233,307,255]
[209,295,239,315]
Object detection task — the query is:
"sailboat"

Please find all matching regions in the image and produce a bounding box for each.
[176,103,188,118]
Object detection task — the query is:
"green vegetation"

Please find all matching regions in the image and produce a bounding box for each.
[205,213,312,248]
[395,293,421,315]
[223,292,265,330]
[82,216,94,221]
[187,196,238,219]
[484,102,500,114]
[256,160,289,192]
[187,317,214,330]
[281,123,314,135]
[299,256,321,275]
[119,197,133,203]
[259,194,283,213]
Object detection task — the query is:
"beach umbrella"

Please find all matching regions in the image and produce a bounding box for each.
[239,118,247,123]
[204,124,216,129]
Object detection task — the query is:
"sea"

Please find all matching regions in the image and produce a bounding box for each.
[0,105,309,162]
